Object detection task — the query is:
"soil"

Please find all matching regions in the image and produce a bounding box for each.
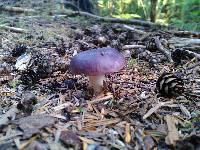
[0,0,199,150]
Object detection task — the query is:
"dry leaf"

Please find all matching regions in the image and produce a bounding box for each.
[18,135,38,150]
[165,115,180,145]
[13,114,55,138]
[125,123,131,143]
[79,136,95,144]
[0,106,19,126]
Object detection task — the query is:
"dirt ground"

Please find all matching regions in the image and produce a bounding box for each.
[0,0,200,150]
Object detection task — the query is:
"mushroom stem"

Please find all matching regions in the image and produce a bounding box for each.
[88,75,105,94]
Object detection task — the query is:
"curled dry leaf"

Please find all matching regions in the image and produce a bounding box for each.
[165,115,180,145]
[125,123,131,143]
[23,141,47,150]
[13,114,55,138]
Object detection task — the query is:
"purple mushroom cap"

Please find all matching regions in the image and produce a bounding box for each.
[69,47,125,76]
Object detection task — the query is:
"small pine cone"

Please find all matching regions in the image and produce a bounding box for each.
[171,49,195,66]
[12,44,27,57]
[146,37,157,52]
[156,72,184,97]
[20,70,39,85]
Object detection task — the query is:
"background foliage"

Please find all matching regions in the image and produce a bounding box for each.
[93,0,200,30]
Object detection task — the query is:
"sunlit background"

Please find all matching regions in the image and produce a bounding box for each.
[96,0,200,30]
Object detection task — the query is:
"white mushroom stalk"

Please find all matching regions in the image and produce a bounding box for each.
[88,75,105,94]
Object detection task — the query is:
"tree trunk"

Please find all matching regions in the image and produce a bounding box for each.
[150,0,157,22]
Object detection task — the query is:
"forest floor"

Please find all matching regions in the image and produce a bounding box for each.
[0,0,200,150]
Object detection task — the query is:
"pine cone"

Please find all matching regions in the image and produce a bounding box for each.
[156,72,184,97]
[171,49,195,66]
[146,37,157,52]
[12,44,27,57]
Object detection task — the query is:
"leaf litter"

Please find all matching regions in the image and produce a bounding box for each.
[0,0,199,149]
[13,114,56,138]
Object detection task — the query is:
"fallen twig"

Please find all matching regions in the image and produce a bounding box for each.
[171,30,200,38]
[179,104,191,118]
[185,49,200,59]
[90,93,113,104]
[118,24,147,35]
[51,102,73,112]
[122,44,146,50]
[0,6,35,13]
[0,25,27,33]
[84,118,121,127]
[143,101,173,119]
[54,10,161,27]
[125,123,131,143]
[18,135,38,150]
[168,37,200,48]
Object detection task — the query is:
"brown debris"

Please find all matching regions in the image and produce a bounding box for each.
[17,92,37,114]
[13,114,55,138]
[125,123,131,143]
[0,1,199,149]
[0,106,19,126]
[165,115,180,145]
[143,135,155,150]
[60,130,82,149]
[143,101,173,119]
[0,25,27,33]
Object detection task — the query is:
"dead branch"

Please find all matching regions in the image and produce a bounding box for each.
[0,6,35,13]
[183,46,200,52]
[185,50,200,59]
[122,45,146,50]
[168,37,200,48]
[54,10,161,27]
[171,30,200,38]
[118,24,147,35]
[0,25,27,33]
[155,37,173,62]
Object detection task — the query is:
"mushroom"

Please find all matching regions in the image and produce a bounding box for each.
[69,47,125,94]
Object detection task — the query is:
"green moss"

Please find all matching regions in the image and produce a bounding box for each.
[127,59,137,68]
[9,80,22,90]
[179,110,200,132]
